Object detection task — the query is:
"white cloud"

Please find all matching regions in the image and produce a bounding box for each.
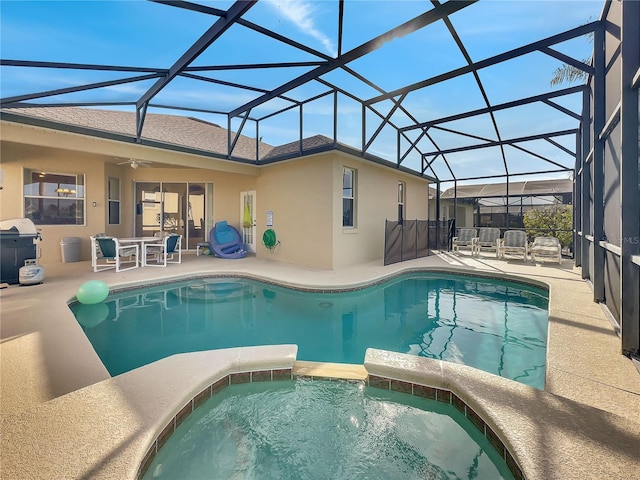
[263,0,336,57]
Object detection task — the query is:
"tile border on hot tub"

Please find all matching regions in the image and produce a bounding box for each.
[136,367,294,479]
[137,364,523,480]
[367,373,524,480]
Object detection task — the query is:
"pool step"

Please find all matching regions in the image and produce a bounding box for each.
[293,361,368,381]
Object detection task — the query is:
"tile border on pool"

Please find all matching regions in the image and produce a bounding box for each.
[70,267,549,307]
[367,374,525,480]
[137,366,523,480]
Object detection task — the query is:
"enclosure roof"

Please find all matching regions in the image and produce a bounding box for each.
[440,179,573,200]
[0,0,601,183]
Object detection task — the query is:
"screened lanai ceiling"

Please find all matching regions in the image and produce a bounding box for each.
[0,0,601,183]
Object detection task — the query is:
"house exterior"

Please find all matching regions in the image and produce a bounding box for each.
[427,185,474,227]
[0,107,430,270]
[438,179,573,230]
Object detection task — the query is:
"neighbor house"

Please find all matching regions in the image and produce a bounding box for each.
[439,179,573,229]
[0,107,430,270]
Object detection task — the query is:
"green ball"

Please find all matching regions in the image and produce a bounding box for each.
[76,280,109,305]
[75,302,110,328]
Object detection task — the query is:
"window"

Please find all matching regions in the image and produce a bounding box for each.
[343,167,356,227]
[398,181,405,223]
[108,177,120,224]
[23,169,85,225]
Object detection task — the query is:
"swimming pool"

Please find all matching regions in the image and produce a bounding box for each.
[71,272,548,387]
[142,378,515,480]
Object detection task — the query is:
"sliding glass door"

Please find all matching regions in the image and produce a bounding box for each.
[134,182,207,250]
[186,183,206,250]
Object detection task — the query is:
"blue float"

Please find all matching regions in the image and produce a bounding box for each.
[76,280,109,305]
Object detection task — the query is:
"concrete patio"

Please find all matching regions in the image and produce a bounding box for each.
[1,251,639,479]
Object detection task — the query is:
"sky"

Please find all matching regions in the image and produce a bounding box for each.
[0,0,604,184]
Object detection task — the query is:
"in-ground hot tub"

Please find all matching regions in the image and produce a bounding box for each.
[141,377,516,480]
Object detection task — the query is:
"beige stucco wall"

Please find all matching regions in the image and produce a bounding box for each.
[255,152,429,270]
[462,204,474,227]
[256,156,334,269]
[441,201,474,227]
[1,142,109,263]
[2,120,430,270]
[428,190,437,219]
[1,122,259,264]
[332,154,429,269]
[435,193,478,226]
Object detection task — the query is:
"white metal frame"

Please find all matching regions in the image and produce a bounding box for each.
[498,230,529,261]
[143,234,182,267]
[475,227,501,257]
[452,228,478,255]
[530,236,561,264]
[91,236,139,272]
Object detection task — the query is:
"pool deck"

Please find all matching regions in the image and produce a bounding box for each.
[1,251,639,479]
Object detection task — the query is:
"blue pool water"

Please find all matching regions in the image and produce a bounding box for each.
[71,273,548,387]
[142,379,515,480]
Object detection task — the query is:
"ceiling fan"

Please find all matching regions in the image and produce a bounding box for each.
[117,158,152,169]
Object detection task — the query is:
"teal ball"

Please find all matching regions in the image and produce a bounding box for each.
[76,280,109,305]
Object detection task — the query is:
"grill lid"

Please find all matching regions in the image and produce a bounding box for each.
[0,218,39,236]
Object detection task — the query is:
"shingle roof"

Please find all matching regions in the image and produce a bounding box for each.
[2,107,274,160]
[2,106,433,181]
[261,134,334,160]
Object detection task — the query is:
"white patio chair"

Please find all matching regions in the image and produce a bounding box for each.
[530,236,562,263]
[452,228,478,255]
[91,236,139,272]
[498,230,529,261]
[91,233,108,266]
[143,234,182,267]
[475,227,501,257]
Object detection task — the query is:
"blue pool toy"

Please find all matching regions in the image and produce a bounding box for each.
[76,280,109,305]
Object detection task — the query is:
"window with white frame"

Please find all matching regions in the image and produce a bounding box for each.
[342,167,356,227]
[398,181,405,223]
[23,169,85,225]
[108,177,120,224]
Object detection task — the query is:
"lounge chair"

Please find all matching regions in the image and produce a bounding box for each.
[209,221,247,259]
[452,228,477,255]
[498,230,528,261]
[91,236,139,272]
[475,227,501,257]
[143,234,182,267]
[530,236,561,264]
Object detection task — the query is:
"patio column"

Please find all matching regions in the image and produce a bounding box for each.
[435,181,441,249]
[591,22,605,302]
[573,130,582,266]
[620,0,640,356]
[580,87,591,279]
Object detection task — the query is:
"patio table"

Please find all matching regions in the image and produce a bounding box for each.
[118,237,157,266]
